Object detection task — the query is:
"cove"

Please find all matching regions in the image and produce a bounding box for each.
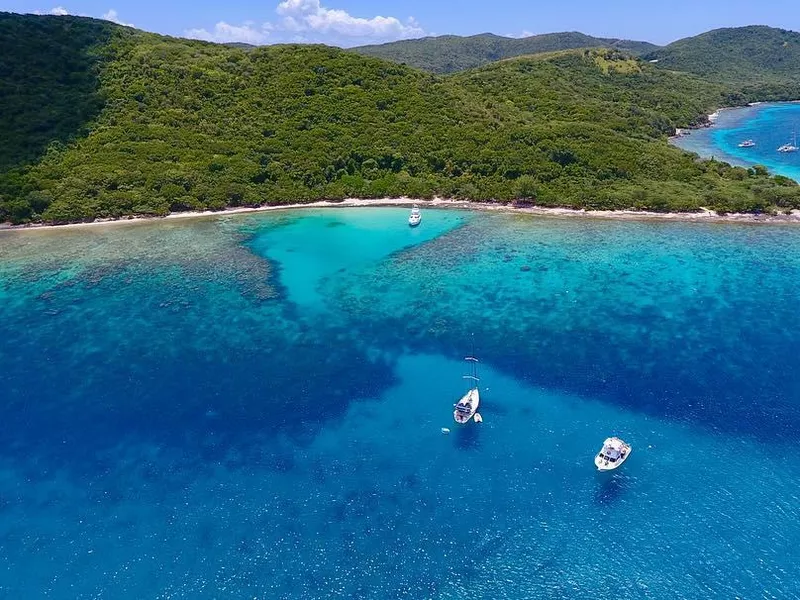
[671,101,800,181]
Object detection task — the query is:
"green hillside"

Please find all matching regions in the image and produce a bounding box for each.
[353,32,659,74]
[1,13,800,225]
[0,14,116,170]
[645,26,800,98]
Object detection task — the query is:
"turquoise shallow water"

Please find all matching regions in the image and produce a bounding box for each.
[672,102,800,181]
[246,208,466,310]
[2,208,800,598]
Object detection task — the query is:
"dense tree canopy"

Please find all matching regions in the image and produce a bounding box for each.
[644,26,800,87]
[1,14,800,225]
[353,32,658,74]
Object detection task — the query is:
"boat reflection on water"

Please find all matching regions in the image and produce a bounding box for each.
[453,422,481,450]
[594,474,629,505]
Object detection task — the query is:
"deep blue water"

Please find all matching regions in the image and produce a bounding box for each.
[2,208,800,598]
[672,102,800,181]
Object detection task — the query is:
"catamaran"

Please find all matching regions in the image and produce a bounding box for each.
[453,355,481,424]
[778,132,798,153]
[594,437,631,471]
[408,205,421,227]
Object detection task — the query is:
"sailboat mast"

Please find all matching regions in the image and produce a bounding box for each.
[464,333,479,389]
[471,333,476,383]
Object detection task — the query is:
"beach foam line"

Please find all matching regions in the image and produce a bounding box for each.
[4,198,800,233]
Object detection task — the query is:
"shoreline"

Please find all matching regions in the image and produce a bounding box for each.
[668,100,800,184]
[669,100,800,183]
[670,105,729,139]
[674,98,800,134]
[3,197,800,233]
[670,101,779,140]
[8,103,800,234]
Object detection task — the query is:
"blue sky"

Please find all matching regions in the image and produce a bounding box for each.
[3,0,799,46]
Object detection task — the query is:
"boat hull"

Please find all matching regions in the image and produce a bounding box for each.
[595,451,630,471]
[408,205,421,227]
[453,388,480,424]
[595,439,631,471]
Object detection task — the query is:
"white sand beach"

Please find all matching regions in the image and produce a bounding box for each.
[3,197,800,233]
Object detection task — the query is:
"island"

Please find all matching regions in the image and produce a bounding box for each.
[2,13,800,226]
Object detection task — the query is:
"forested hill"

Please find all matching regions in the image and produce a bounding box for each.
[355,25,800,95]
[0,14,117,170]
[353,32,659,74]
[2,13,800,225]
[644,26,800,91]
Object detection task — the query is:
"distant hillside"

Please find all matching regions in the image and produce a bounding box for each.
[2,13,800,224]
[353,32,659,74]
[645,26,800,97]
[224,42,255,50]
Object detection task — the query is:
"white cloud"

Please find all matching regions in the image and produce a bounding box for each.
[34,6,132,27]
[102,9,134,27]
[506,30,535,39]
[185,21,271,44]
[184,0,424,47]
[33,6,69,15]
[276,0,423,40]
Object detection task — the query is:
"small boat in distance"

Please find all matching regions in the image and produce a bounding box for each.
[595,437,631,471]
[453,355,481,424]
[778,132,798,153]
[738,139,756,148]
[408,205,421,227]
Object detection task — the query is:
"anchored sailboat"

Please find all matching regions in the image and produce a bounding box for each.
[778,132,798,153]
[454,355,481,424]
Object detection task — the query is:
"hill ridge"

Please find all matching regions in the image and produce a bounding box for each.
[643,24,800,91]
[2,14,800,224]
[353,31,659,73]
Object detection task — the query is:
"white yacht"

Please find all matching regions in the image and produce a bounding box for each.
[453,356,481,424]
[594,437,631,471]
[408,205,421,227]
[738,139,755,148]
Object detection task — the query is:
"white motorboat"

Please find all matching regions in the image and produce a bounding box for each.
[408,205,421,227]
[453,355,481,424]
[738,139,755,148]
[594,437,631,471]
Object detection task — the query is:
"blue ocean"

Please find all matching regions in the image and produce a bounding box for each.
[672,102,800,181]
[2,208,800,598]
